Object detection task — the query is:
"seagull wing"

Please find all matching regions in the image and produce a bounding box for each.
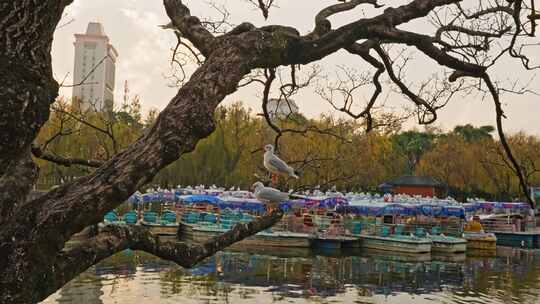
[267,154,293,174]
[256,187,290,203]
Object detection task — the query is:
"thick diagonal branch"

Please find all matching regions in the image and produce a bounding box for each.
[164,0,216,57]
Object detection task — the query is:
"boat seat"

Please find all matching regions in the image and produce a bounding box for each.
[143,211,158,224]
[161,211,177,224]
[380,226,390,237]
[352,223,362,235]
[415,227,426,237]
[431,226,441,235]
[182,212,200,224]
[395,224,404,235]
[104,211,118,223]
[219,218,236,229]
[202,213,217,223]
[123,211,138,224]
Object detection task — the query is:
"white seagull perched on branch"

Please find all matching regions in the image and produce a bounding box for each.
[252,182,301,211]
[263,144,299,184]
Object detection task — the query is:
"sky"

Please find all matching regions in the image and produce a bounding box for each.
[52,0,540,135]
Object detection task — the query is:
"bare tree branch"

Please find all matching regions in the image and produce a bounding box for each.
[31,144,103,168]
[483,73,534,206]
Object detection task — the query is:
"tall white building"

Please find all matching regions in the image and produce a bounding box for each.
[72,22,118,111]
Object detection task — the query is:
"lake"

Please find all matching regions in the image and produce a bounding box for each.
[42,247,540,304]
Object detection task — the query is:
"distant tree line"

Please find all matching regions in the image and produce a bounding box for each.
[35,100,540,202]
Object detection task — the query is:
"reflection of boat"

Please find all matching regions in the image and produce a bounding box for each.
[356,248,432,263]
[432,252,466,263]
[226,245,312,258]
[466,248,497,258]
[243,231,312,247]
[429,235,467,253]
[358,234,432,253]
[463,232,497,250]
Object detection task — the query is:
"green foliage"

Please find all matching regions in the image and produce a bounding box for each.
[452,124,494,142]
[391,130,437,173]
[35,100,540,201]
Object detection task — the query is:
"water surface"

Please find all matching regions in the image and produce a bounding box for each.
[43,247,540,304]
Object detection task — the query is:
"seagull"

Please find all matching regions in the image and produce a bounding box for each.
[252,182,302,212]
[263,144,299,184]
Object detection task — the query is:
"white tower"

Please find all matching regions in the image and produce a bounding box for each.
[72,22,118,111]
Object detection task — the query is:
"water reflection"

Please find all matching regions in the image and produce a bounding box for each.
[43,247,540,304]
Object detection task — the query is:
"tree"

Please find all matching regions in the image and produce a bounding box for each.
[392,130,437,173]
[484,132,540,199]
[453,124,495,142]
[0,0,538,303]
[416,134,489,200]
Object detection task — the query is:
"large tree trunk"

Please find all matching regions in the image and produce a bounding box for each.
[0,0,72,231]
[0,44,252,303]
[0,1,68,172]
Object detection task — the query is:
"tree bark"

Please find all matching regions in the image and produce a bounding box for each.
[0,0,71,228]
[0,0,70,174]
[0,150,39,226]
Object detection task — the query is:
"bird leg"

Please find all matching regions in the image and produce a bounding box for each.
[267,203,279,214]
[271,173,279,187]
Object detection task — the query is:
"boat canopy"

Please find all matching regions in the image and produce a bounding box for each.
[337,203,465,218]
[291,197,348,208]
[463,201,530,212]
[180,195,268,212]
[128,192,222,204]
[217,197,267,213]
[337,203,417,216]
[181,194,222,204]
[125,188,522,219]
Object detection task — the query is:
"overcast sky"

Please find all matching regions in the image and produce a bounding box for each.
[52,0,540,135]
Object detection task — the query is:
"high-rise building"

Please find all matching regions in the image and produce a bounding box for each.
[72,22,118,111]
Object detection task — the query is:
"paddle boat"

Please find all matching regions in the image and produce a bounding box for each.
[462,216,497,250]
[466,201,537,248]
[423,226,467,253]
[141,210,179,235]
[179,208,313,248]
[338,204,433,253]
[356,224,432,254]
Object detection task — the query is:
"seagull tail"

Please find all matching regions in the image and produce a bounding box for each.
[289,193,307,200]
[291,169,300,179]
